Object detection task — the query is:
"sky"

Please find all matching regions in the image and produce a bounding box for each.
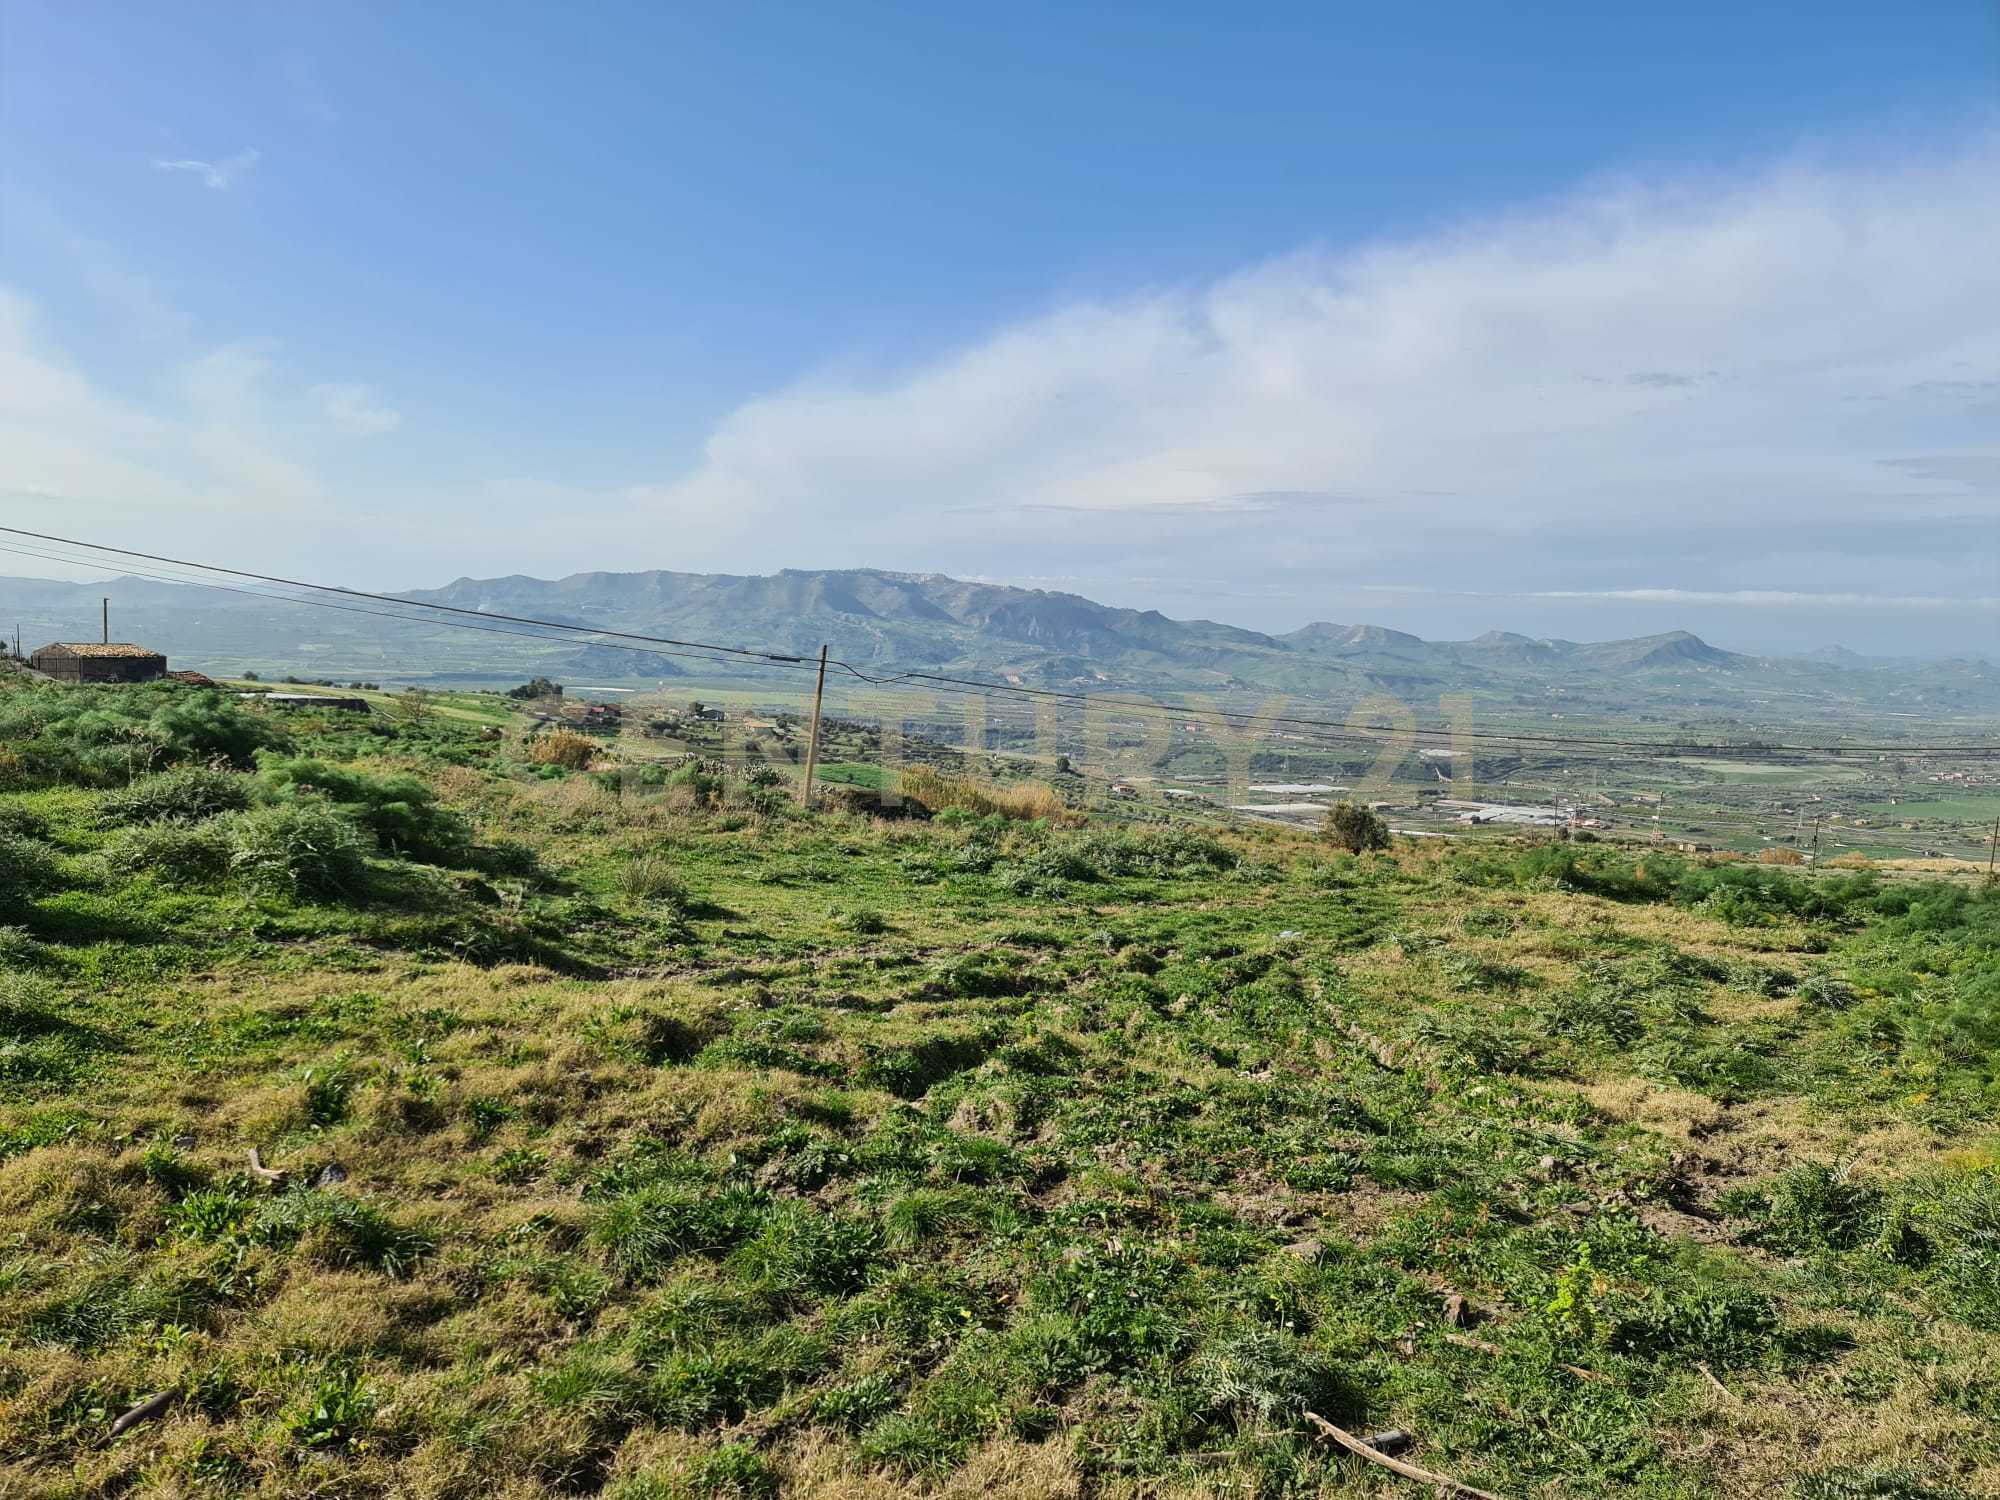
[1,1,1997,656]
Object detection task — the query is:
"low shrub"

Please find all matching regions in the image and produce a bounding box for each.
[100,765,251,825]
[527,729,597,770]
[0,803,50,840]
[1322,802,1390,853]
[0,828,61,904]
[260,757,470,863]
[225,801,371,900]
[623,854,690,905]
[104,820,234,885]
[0,683,283,787]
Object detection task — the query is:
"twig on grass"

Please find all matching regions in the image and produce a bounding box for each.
[1303,1411,1509,1500]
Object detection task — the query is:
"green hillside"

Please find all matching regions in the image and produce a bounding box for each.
[3,677,1998,1498]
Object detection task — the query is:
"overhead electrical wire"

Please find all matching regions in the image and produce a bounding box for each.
[4,525,1995,759]
[0,540,823,681]
[0,526,809,666]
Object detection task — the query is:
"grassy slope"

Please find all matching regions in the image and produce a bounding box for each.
[2,686,1998,1500]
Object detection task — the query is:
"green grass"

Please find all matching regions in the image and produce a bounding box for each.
[2,676,1998,1498]
[1859,793,2000,822]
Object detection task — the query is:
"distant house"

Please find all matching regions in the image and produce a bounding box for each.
[30,642,167,684]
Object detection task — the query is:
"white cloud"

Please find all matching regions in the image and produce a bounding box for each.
[151,148,260,190]
[0,297,324,520]
[311,382,402,435]
[5,126,1998,653]
[1358,585,1999,611]
[1527,589,1998,610]
[635,130,2000,605]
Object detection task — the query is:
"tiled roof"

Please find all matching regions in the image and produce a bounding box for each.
[35,642,167,659]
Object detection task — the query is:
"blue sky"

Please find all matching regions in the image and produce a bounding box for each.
[2,1,1996,653]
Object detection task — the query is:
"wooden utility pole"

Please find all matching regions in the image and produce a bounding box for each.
[799,643,829,807]
[101,597,109,644]
[1987,817,1997,878]
[1808,815,1823,865]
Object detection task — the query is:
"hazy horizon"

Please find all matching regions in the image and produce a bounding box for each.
[1,558,1990,664]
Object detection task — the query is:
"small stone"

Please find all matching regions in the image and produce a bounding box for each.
[171,1135,195,1152]
[313,1163,348,1188]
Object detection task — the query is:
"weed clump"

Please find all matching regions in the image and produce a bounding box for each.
[526,728,597,769]
[224,800,371,899]
[260,756,471,863]
[624,853,690,905]
[0,827,61,904]
[103,819,234,885]
[100,764,252,825]
[899,766,1068,822]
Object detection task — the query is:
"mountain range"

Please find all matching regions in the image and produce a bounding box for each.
[2,567,1993,714]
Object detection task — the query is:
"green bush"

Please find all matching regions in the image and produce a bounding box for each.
[104,820,234,885]
[100,765,252,825]
[1322,802,1390,854]
[1743,1162,1885,1254]
[0,684,283,788]
[224,801,371,900]
[259,756,470,864]
[0,804,50,840]
[0,828,62,904]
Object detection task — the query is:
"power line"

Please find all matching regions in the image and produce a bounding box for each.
[0,526,809,666]
[0,541,823,681]
[5,525,1996,757]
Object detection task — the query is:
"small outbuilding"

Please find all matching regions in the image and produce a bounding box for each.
[30,642,168,684]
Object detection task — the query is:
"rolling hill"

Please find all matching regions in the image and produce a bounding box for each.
[1,567,1993,714]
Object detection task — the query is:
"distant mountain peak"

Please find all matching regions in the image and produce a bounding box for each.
[3,566,1990,708]
[1283,622,1427,652]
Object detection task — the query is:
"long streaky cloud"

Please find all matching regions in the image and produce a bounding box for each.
[1357,586,2000,611]
[151,148,260,190]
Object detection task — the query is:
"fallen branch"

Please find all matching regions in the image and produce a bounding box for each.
[1441,1329,1607,1384]
[247,1148,287,1185]
[1303,1412,1509,1500]
[109,1390,174,1437]
[1695,1362,1736,1401]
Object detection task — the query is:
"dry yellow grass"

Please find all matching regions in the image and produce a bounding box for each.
[897,765,1073,822]
[524,728,597,770]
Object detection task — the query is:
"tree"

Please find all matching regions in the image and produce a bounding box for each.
[508,676,563,700]
[1322,801,1390,854]
[391,687,436,727]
